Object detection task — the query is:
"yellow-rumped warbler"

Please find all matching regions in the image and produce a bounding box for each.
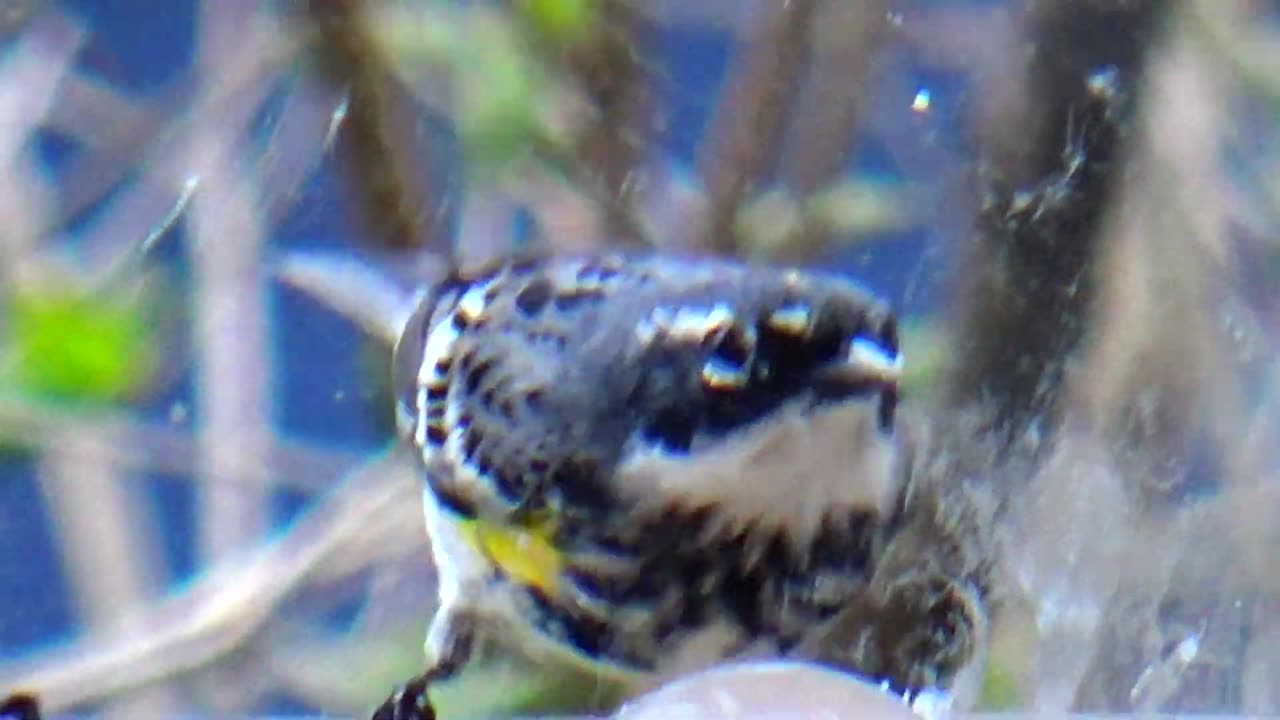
[374,254,988,720]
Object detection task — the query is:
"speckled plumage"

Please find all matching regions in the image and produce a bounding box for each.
[374,254,990,720]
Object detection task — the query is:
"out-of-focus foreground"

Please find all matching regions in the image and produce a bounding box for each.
[0,1,1279,717]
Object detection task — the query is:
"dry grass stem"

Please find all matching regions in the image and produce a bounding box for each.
[37,423,183,717]
[0,449,423,713]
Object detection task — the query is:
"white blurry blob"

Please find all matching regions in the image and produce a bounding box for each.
[612,661,926,720]
[1129,628,1202,711]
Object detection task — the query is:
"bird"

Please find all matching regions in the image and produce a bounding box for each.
[373,253,993,720]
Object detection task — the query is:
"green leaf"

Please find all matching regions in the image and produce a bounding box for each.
[516,0,598,46]
[2,284,158,404]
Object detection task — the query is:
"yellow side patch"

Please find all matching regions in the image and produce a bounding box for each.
[458,515,564,595]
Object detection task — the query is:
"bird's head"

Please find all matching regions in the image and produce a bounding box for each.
[392,256,905,539]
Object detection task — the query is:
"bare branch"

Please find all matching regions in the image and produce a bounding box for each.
[693,0,816,255]
[0,449,425,713]
[942,0,1169,447]
[300,0,446,252]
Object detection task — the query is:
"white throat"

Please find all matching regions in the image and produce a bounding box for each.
[616,401,902,544]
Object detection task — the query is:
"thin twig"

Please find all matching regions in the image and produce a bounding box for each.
[0,9,85,289]
[300,0,444,252]
[559,0,657,249]
[693,0,816,255]
[0,396,363,494]
[774,0,892,260]
[274,250,424,346]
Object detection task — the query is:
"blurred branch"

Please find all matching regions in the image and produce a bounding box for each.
[46,79,192,242]
[0,9,84,289]
[300,0,445,252]
[942,0,1170,448]
[49,20,309,282]
[187,2,279,581]
[774,0,892,260]
[0,395,362,494]
[253,74,351,226]
[1064,3,1258,711]
[921,1,1187,714]
[37,423,183,718]
[1186,0,1280,108]
[0,449,424,714]
[1072,7,1238,508]
[693,0,816,254]
[49,20,324,292]
[275,251,420,347]
[556,0,657,248]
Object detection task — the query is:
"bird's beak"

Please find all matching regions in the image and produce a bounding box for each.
[849,337,903,384]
